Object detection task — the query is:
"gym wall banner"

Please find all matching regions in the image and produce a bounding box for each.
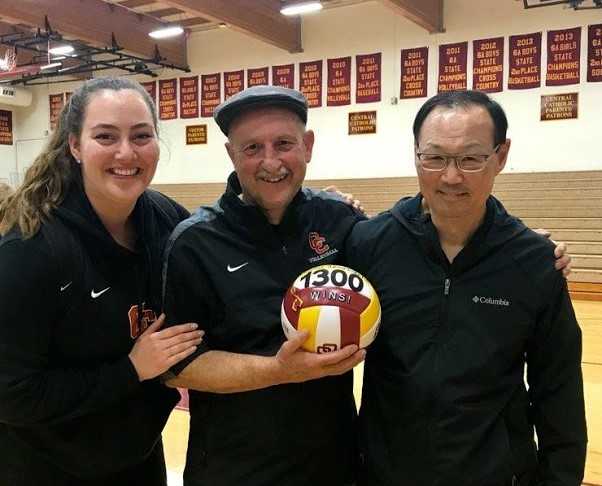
[509,32,542,90]
[158,79,177,120]
[356,52,381,103]
[49,93,65,131]
[141,81,157,105]
[588,24,602,82]
[546,27,581,86]
[272,64,295,89]
[201,73,222,118]
[248,67,269,87]
[299,60,323,108]
[0,110,13,145]
[224,70,244,99]
[473,37,504,93]
[327,56,351,107]
[438,41,468,92]
[400,47,428,99]
[179,76,199,119]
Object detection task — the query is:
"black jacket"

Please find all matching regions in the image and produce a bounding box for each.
[162,172,365,486]
[346,195,587,486]
[0,184,189,479]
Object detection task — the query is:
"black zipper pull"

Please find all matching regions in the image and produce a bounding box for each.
[282,245,288,255]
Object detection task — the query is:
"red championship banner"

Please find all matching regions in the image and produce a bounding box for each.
[201,73,221,118]
[179,76,199,119]
[248,67,269,87]
[473,37,504,93]
[438,42,467,92]
[0,110,13,145]
[547,27,581,86]
[356,53,381,103]
[158,79,177,120]
[141,81,157,105]
[327,56,351,106]
[224,70,244,99]
[49,93,64,130]
[588,24,602,82]
[400,47,428,99]
[508,32,542,90]
[299,60,323,108]
[272,64,294,88]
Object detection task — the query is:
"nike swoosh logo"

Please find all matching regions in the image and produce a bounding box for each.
[227,262,249,273]
[91,287,111,299]
[60,281,72,292]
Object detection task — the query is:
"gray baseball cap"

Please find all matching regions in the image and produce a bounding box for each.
[213,85,308,135]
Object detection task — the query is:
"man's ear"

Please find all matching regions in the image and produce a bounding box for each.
[302,129,315,164]
[225,142,235,166]
[495,138,511,174]
[68,133,81,162]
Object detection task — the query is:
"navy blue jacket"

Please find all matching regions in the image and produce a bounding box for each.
[346,195,586,486]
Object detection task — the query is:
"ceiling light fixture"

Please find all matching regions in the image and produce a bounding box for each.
[40,62,63,70]
[280,1,323,16]
[48,45,74,56]
[149,25,184,39]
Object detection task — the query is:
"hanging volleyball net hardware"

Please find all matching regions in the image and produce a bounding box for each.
[0,17,190,85]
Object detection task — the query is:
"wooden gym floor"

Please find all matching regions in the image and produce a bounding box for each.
[162,300,602,486]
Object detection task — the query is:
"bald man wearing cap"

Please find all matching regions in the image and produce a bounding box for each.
[161,86,365,486]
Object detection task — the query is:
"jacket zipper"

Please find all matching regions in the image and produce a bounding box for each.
[439,276,451,322]
[429,276,452,479]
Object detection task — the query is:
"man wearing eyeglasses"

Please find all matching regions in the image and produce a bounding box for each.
[346,90,587,486]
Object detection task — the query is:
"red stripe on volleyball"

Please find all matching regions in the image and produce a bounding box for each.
[283,287,302,328]
[292,287,370,314]
[339,306,361,347]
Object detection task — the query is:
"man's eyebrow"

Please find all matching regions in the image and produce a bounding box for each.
[419,142,488,151]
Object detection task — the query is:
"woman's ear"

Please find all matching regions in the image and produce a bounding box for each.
[68,133,81,163]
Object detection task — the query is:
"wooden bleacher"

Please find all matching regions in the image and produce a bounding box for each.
[152,169,602,301]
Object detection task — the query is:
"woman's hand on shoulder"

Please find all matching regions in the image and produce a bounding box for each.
[128,314,204,381]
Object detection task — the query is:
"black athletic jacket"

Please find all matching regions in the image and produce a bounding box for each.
[346,194,587,486]
[162,172,364,486]
[0,184,188,479]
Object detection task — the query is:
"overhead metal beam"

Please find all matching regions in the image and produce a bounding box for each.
[146,7,183,18]
[179,17,211,27]
[0,22,36,66]
[0,0,188,68]
[161,0,302,53]
[377,0,443,33]
[118,0,157,8]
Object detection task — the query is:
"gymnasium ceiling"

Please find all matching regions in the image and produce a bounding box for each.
[0,0,443,84]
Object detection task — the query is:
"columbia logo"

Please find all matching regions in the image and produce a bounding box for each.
[473,295,510,306]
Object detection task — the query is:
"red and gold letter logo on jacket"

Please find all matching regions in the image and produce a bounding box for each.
[128,305,157,339]
[309,232,330,255]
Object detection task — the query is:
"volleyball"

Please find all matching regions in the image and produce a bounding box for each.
[281,264,381,353]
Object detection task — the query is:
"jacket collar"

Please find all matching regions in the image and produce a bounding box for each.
[219,171,305,239]
[390,193,527,272]
[53,177,152,258]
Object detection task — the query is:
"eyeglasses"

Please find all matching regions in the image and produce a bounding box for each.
[415,144,501,173]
